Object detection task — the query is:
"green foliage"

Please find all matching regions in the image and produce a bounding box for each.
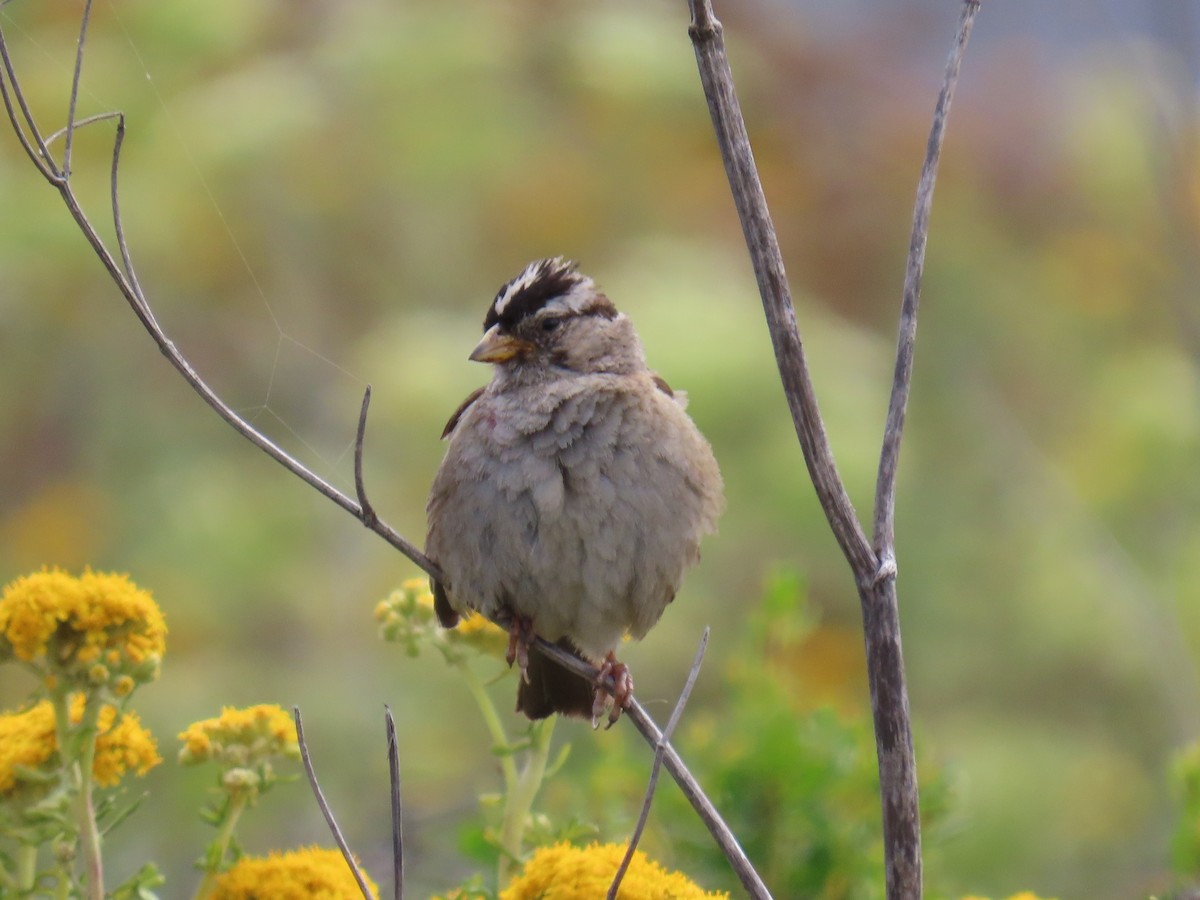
[1169,741,1200,894]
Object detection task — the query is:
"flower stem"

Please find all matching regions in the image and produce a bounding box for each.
[8,846,33,891]
[48,688,105,899]
[70,697,106,900]
[497,717,555,886]
[192,791,250,900]
[456,661,518,794]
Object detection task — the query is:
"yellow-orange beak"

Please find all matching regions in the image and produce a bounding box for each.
[469,325,530,363]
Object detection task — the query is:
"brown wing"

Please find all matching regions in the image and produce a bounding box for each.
[441,386,486,439]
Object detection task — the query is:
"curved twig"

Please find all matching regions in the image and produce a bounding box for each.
[0,21,60,178]
[294,707,375,900]
[873,0,981,568]
[355,386,378,527]
[385,706,404,900]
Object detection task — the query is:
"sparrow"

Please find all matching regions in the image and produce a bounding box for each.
[425,258,724,722]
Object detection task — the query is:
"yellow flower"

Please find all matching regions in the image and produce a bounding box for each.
[0,569,166,689]
[178,704,299,767]
[376,578,508,659]
[87,700,161,787]
[501,841,728,900]
[0,696,160,795]
[961,894,1058,900]
[205,846,379,899]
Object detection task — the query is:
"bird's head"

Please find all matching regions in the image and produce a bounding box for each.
[471,258,644,376]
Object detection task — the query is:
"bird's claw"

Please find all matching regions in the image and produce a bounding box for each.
[591,652,634,728]
[505,615,534,684]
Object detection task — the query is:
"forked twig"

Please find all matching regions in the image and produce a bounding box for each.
[385,706,404,900]
[294,708,375,900]
[874,0,981,570]
[686,2,980,898]
[0,8,764,894]
[607,628,710,900]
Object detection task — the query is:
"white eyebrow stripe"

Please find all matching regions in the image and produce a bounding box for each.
[540,282,596,316]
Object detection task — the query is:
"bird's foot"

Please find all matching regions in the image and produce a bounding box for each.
[592,652,634,728]
[505,615,534,684]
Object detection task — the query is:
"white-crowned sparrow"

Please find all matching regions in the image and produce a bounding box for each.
[425,258,724,722]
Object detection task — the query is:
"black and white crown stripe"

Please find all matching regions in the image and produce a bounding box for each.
[484,258,615,332]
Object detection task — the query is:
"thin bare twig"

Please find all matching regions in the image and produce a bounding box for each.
[294,707,375,900]
[0,10,764,893]
[108,111,153,321]
[45,109,121,146]
[873,0,981,570]
[355,386,378,527]
[385,706,404,900]
[62,0,95,178]
[607,628,710,900]
[685,2,980,898]
[0,21,60,179]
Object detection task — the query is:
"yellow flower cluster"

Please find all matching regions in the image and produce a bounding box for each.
[0,696,160,795]
[375,577,508,659]
[962,893,1058,900]
[205,846,378,899]
[500,841,729,900]
[0,568,166,691]
[178,704,299,768]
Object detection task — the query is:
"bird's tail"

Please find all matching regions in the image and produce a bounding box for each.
[516,637,594,720]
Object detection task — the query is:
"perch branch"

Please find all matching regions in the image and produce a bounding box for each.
[0,10,765,895]
[294,708,374,900]
[685,2,980,898]
[608,628,709,900]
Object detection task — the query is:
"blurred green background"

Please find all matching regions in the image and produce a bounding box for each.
[1,0,1198,897]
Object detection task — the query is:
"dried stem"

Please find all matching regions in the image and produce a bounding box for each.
[385,707,404,900]
[686,0,875,580]
[0,10,763,894]
[355,386,378,527]
[874,0,981,568]
[62,0,95,177]
[686,2,980,898]
[294,708,374,900]
[608,628,709,900]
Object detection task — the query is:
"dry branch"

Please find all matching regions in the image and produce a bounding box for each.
[685,1,980,897]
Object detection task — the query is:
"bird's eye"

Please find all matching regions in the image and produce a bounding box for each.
[540,317,561,333]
